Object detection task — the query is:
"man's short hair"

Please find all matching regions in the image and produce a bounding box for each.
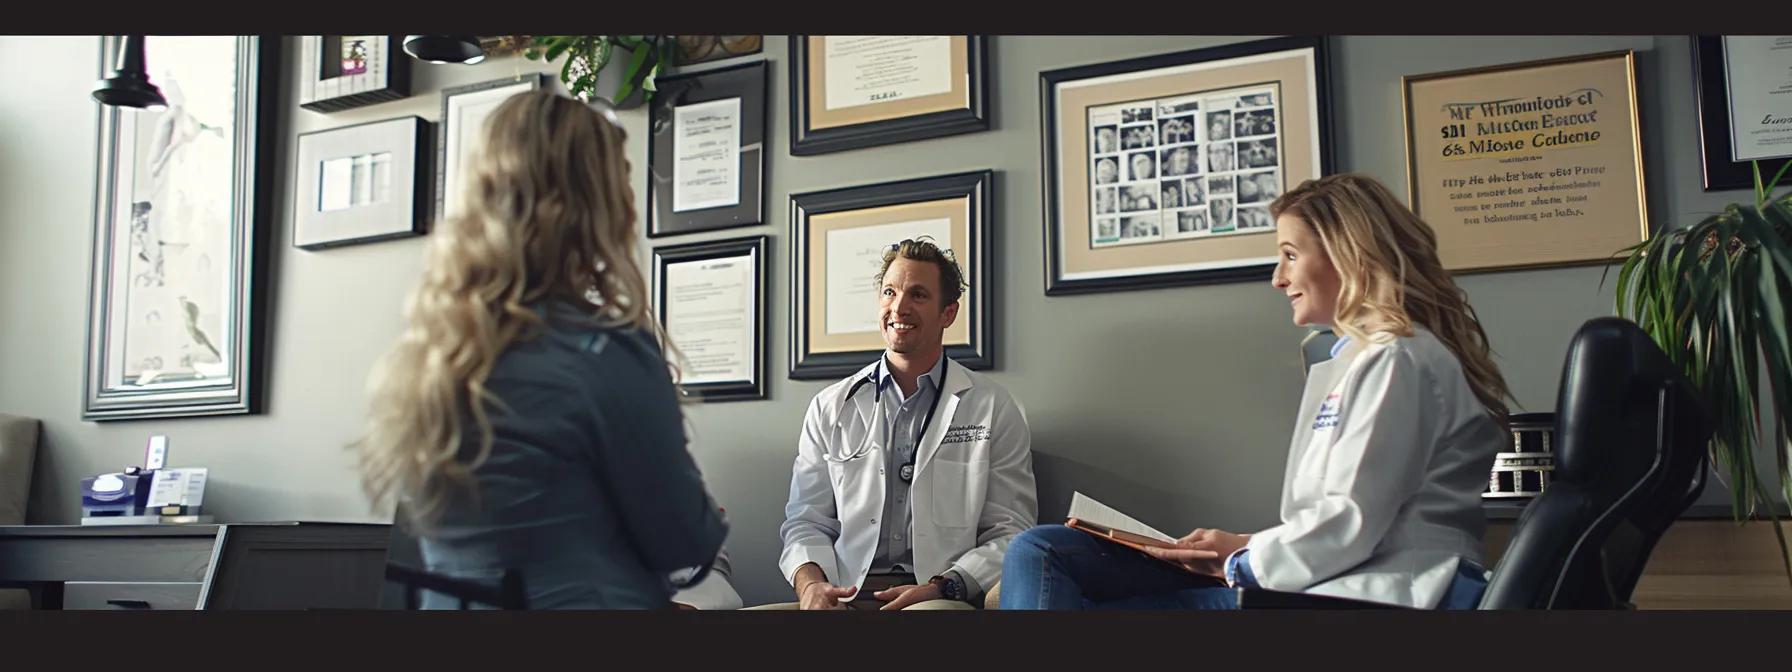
[875,237,967,307]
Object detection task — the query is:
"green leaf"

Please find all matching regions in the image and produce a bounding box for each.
[544,36,574,63]
[642,62,660,93]
[595,40,614,75]
[1757,160,1768,208]
[560,53,578,90]
[614,41,652,103]
[1766,160,1792,200]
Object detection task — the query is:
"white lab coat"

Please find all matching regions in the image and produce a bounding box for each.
[1244,328,1506,608]
[778,358,1037,595]
[671,548,743,610]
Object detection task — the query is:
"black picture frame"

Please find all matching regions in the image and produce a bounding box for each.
[1040,36,1335,296]
[1692,35,1792,192]
[651,235,769,402]
[437,74,547,224]
[298,35,410,113]
[647,60,767,238]
[788,36,991,156]
[84,36,280,420]
[789,170,995,380]
[292,116,433,250]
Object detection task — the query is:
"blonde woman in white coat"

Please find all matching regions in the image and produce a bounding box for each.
[1000,173,1511,610]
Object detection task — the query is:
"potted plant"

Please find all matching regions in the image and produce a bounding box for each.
[1613,162,1792,578]
[524,35,678,107]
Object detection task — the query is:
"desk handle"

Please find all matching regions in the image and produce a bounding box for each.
[106,599,153,609]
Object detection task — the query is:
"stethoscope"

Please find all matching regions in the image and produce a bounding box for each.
[823,360,949,484]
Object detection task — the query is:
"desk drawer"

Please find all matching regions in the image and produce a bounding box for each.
[63,581,203,610]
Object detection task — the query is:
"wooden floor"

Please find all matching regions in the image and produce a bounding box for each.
[1486,520,1792,609]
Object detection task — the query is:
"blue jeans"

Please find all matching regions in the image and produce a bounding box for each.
[999,524,1238,610]
[1000,524,1491,610]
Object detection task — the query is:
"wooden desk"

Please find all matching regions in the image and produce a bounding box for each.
[1483,504,1792,610]
[0,522,390,609]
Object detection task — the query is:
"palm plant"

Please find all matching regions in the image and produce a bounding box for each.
[1612,161,1792,580]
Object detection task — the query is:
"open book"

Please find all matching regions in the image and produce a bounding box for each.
[1065,491,1181,552]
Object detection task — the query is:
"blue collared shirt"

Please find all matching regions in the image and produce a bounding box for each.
[868,353,946,577]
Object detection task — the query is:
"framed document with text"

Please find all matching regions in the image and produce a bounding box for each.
[1404,50,1648,271]
[789,171,994,380]
[652,235,767,402]
[647,61,767,237]
[1693,35,1792,192]
[789,36,989,156]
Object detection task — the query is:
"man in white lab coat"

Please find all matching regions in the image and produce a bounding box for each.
[766,238,1036,610]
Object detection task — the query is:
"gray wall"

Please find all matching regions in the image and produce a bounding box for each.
[0,36,1775,607]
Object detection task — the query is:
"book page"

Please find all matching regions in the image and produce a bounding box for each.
[1068,492,1176,544]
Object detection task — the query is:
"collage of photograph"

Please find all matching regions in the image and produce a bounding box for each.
[1089,84,1284,247]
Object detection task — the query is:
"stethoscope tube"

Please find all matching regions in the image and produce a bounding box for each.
[825,360,949,469]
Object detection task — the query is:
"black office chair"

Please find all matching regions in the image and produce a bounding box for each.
[380,517,529,610]
[1299,328,1339,374]
[1240,317,1711,609]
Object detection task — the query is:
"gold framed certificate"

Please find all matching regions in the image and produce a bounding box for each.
[789,36,989,156]
[1403,50,1649,272]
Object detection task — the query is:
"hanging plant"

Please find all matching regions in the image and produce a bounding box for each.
[524,35,677,106]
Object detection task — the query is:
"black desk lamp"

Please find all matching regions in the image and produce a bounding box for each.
[403,35,486,65]
[92,35,167,110]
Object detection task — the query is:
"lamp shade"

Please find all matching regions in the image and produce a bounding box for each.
[402,35,485,64]
[92,35,167,110]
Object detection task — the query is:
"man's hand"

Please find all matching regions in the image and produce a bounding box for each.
[1142,528,1251,578]
[873,583,945,610]
[799,581,857,610]
[793,562,854,610]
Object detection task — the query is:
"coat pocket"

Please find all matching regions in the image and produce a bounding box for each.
[926,458,988,528]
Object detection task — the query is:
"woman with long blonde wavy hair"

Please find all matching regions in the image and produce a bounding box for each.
[1002,173,1512,611]
[355,90,726,609]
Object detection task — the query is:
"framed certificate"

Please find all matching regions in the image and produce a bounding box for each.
[1403,50,1648,271]
[789,171,994,380]
[647,61,767,237]
[789,36,989,156]
[652,235,768,402]
[1693,35,1792,192]
[438,74,545,222]
[1042,36,1333,295]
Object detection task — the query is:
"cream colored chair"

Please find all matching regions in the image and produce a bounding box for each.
[0,414,41,609]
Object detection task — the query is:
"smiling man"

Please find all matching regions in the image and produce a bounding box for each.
[765,238,1037,611]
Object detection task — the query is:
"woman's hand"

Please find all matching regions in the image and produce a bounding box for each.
[1143,528,1251,578]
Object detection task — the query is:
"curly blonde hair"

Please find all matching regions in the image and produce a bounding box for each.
[1271,173,1513,425]
[355,90,662,531]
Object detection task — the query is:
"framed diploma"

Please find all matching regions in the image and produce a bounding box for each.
[1693,35,1792,192]
[652,235,768,402]
[1403,50,1648,272]
[789,36,989,156]
[647,61,767,238]
[1042,36,1333,295]
[789,171,994,380]
[438,74,546,222]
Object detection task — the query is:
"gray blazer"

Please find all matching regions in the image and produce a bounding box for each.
[419,303,728,609]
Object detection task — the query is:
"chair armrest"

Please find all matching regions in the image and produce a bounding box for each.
[1235,587,1410,609]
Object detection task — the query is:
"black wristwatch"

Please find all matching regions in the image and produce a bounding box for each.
[929,573,968,602]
